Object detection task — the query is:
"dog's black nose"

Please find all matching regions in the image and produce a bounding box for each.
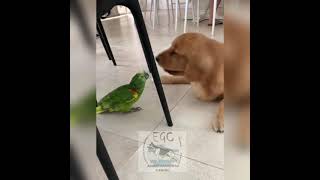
[155,57,160,62]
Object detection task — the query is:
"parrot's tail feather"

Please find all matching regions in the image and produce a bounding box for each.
[96,106,105,114]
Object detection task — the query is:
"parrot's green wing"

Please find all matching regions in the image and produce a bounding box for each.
[97,84,139,113]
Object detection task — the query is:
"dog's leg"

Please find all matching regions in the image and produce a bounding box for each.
[213,100,224,133]
[191,81,223,102]
[161,75,190,84]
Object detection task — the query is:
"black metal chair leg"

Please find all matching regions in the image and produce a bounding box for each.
[97,18,117,66]
[97,127,119,180]
[126,1,173,127]
[97,25,112,60]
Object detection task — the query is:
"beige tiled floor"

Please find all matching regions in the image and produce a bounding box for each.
[96,10,224,180]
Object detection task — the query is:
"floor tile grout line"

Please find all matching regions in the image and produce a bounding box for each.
[181,155,224,171]
[134,84,223,170]
[150,86,191,132]
[97,128,145,144]
[169,86,192,112]
[97,86,224,171]
[99,128,224,172]
[97,128,153,173]
[98,127,224,171]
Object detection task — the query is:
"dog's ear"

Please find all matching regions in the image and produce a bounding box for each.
[184,56,214,81]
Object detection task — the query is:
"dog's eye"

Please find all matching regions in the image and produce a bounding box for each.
[170,51,177,55]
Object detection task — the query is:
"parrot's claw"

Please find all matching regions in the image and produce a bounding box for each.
[130,107,143,112]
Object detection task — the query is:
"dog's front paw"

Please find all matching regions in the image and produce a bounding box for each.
[213,101,224,133]
[212,119,224,133]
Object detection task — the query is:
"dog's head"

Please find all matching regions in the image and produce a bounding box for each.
[156,33,222,82]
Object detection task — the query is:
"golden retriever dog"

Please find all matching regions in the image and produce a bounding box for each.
[156,33,225,132]
[156,16,250,145]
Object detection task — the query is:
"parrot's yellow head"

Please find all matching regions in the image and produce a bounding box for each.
[129,71,149,93]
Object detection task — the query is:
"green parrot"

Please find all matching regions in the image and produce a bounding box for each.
[96,71,150,114]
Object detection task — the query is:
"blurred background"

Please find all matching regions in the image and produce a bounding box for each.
[70,0,96,180]
[224,1,250,180]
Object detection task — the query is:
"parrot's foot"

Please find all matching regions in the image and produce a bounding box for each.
[129,107,143,112]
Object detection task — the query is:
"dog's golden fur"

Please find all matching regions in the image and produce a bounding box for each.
[156,16,249,144]
[156,33,225,132]
[224,16,250,145]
